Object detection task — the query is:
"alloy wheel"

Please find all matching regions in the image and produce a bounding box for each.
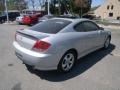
[61,53,75,71]
[105,37,110,48]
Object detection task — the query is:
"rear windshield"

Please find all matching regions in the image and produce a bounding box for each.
[40,15,54,20]
[29,19,72,34]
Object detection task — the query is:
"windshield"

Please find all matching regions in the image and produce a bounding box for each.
[29,19,72,34]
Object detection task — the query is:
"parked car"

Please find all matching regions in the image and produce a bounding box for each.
[8,12,20,21]
[38,15,55,22]
[0,15,6,23]
[22,13,43,25]
[0,12,20,23]
[16,14,26,24]
[13,18,111,72]
[82,14,96,20]
[58,14,80,19]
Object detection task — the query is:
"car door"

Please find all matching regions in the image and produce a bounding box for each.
[97,27,107,46]
[83,21,105,47]
[73,21,101,55]
[84,21,106,48]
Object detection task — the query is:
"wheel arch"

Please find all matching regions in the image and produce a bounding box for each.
[108,35,111,40]
[66,48,78,59]
[57,48,78,72]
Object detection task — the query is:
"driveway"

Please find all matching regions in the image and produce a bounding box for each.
[0,24,120,90]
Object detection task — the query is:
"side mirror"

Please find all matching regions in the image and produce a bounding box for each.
[99,27,104,30]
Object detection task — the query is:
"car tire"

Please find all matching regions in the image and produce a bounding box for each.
[18,22,23,25]
[57,50,77,73]
[1,20,5,23]
[103,36,111,49]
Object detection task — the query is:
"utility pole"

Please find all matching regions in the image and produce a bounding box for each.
[4,0,9,23]
[48,0,50,15]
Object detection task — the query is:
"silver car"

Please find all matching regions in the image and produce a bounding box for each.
[38,15,55,22]
[13,18,111,72]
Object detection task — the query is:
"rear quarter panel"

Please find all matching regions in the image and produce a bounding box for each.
[42,32,88,58]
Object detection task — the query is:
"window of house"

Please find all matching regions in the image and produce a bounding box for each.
[107,5,109,10]
[109,13,113,17]
[111,5,114,10]
[117,17,120,20]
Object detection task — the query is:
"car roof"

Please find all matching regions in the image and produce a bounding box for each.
[51,18,90,23]
[44,15,53,16]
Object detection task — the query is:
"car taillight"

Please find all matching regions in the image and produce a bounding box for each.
[32,40,51,52]
[27,18,31,21]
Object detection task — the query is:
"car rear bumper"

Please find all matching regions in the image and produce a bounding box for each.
[13,41,59,70]
[22,21,31,25]
[16,20,23,24]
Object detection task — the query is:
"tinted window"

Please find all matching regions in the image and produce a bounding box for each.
[74,23,85,32]
[82,21,99,32]
[30,19,72,34]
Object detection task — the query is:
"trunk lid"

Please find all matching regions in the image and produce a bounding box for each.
[16,29,50,49]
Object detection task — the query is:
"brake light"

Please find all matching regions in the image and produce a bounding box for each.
[32,40,51,52]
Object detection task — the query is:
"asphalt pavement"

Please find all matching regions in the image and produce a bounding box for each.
[0,24,120,90]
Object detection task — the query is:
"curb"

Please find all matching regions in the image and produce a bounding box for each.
[99,24,120,30]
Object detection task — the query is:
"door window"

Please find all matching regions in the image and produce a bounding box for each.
[82,21,99,32]
[74,22,85,32]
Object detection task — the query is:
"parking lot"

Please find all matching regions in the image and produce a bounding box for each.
[0,24,120,90]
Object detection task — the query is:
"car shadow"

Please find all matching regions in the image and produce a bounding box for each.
[25,44,115,82]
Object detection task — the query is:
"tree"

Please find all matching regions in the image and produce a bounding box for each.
[14,0,27,11]
[50,0,59,14]
[49,0,92,16]
[7,0,27,11]
[0,0,5,12]
[75,0,91,8]
[30,0,35,10]
[38,0,46,8]
[74,0,92,16]
[50,0,70,15]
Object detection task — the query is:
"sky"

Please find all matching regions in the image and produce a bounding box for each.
[28,0,106,9]
[92,0,105,7]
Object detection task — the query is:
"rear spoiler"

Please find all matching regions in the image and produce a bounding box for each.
[16,30,39,40]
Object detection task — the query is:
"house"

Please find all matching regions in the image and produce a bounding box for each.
[94,0,120,20]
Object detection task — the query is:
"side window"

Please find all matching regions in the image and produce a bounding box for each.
[74,23,85,32]
[83,21,99,32]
